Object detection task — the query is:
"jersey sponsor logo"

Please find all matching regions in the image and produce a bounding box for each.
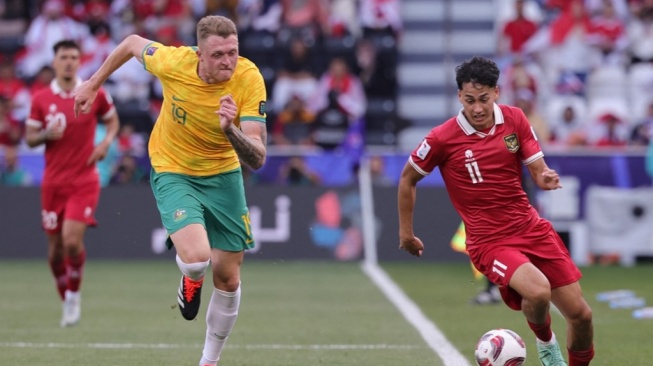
[416,139,431,160]
[173,209,187,222]
[503,133,519,153]
[172,95,186,102]
[258,101,266,116]
[146,46,158,56]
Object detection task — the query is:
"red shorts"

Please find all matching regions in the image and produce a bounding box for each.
[467,219,582,311]
[41,182,100,234]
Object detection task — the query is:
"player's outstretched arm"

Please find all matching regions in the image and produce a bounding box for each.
[398,162,425,257]
[74,35,152,117]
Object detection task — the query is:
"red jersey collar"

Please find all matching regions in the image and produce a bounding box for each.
[456,103,505,136]
[50,77,83,98]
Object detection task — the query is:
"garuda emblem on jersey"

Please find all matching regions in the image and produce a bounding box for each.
[503,133,519,153]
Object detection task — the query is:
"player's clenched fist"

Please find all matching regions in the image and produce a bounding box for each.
[73,81,99,117]
[217,94,237,132]
[541,168,562,190]
[399,236,424,257]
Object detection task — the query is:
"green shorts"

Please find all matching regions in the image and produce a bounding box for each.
[150,168,255,252]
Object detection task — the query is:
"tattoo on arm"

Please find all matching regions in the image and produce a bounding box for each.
[224,123,267,170]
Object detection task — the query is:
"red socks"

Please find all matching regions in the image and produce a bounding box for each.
[64,250,86,293]
[528,313,553,342]
[49,259,67,300]
[527,312,593,366]
[569,345,594,366]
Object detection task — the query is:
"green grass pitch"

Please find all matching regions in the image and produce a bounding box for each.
[0,260,651,365]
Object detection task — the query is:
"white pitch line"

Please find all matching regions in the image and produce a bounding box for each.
[0,342,422,351]
[362,261,472,366]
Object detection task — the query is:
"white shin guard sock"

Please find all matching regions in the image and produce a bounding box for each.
[200,284,241,365]
[175,255,209,281]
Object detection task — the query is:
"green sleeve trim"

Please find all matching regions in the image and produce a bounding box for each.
[240,116,266,123]
[141,41,157,71]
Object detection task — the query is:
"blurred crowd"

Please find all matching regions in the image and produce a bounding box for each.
[0,0,402,186]
[496,0,653,149]
[1,0,653,187]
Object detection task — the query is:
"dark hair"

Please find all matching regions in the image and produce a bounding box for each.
[53,40,81,55]
[455,56,500,90]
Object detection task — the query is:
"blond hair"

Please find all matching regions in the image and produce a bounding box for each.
[196,15,238,43]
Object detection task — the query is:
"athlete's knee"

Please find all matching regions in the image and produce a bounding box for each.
[48,246,65,262]
[174,240,211,263]
[176,255,210,280]
[173,240,211,263]
[47,235,64,258]
[569,302,593,327]
[214,278,240,292]
[61,234,84,255]
[213,273,240,292]
[178,250,211,264]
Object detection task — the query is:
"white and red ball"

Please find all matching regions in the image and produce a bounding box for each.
[474,328,526,366]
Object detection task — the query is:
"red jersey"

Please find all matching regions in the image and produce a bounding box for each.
[502,18,538,53]
[27,79,115,187]
[409,104,543,249]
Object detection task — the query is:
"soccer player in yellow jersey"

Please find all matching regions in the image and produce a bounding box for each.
[73,16,267,366]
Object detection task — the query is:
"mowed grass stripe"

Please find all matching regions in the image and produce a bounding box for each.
[362,262,471,366]
[0,342,422,350]
[0,260,440,366]
[382,261,653,366]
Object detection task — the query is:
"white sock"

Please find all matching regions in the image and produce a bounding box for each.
[176,255,209,281]
[64,290,80,301]
[200,284,241,365]
[537,332,557,345]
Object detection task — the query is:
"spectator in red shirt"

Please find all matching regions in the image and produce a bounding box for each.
[0,59,30,122]
[0,96,21,149]
[499,0,540,57]
[587,0,627,65]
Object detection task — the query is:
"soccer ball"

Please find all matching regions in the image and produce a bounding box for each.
[474,328,526,366]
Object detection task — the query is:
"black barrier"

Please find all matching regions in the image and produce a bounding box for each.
[373,186,469,262]
[0,185,470,262]
[0,186,164,259]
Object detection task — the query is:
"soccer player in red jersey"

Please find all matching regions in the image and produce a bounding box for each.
[398,57,594,366]
[25,40,119,327]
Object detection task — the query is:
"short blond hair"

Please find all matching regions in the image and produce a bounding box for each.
[196,15,238,43]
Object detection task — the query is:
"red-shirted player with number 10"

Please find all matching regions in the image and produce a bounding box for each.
[25,40,119,327]
[398,57,594,366]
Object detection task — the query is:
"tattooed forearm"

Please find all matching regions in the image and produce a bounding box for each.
[224,123,267,170]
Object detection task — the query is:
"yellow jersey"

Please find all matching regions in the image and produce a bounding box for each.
[142,42,267,176]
